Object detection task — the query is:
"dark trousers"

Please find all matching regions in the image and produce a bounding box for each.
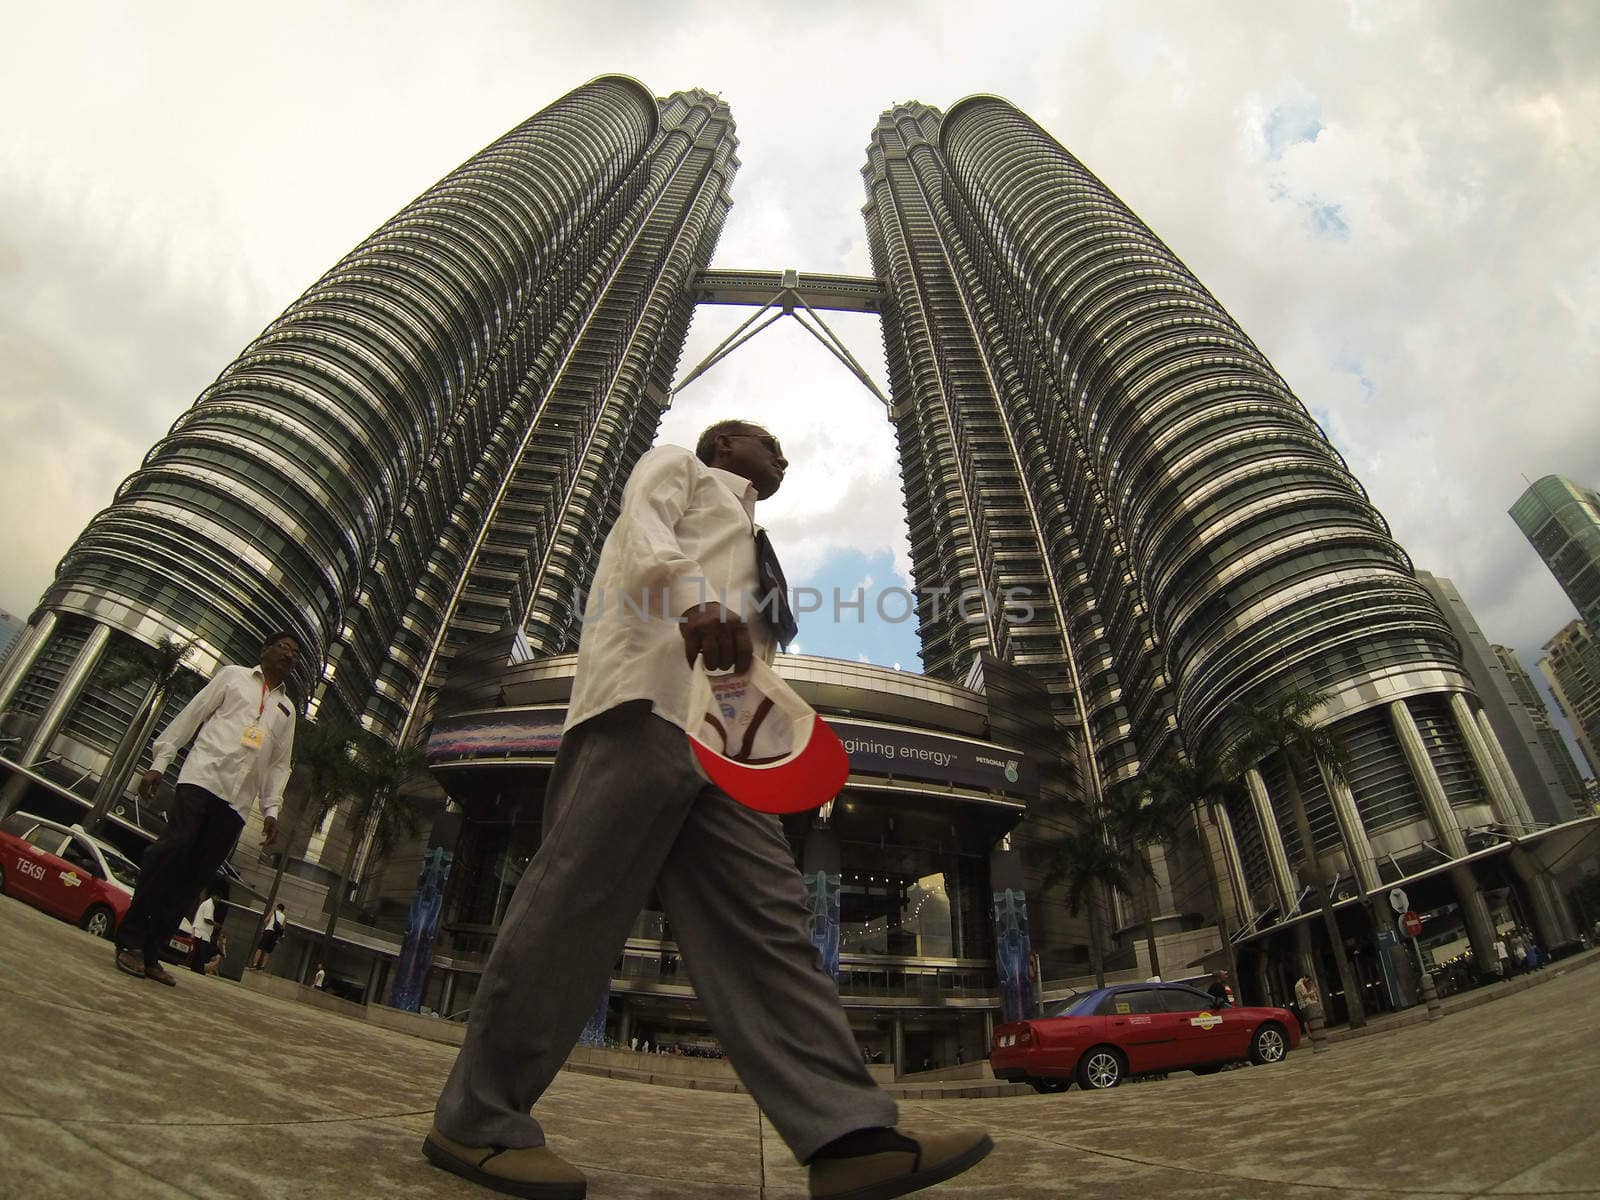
[188,937,215,974]
[118,784,243,966]
[434,702,895,1162]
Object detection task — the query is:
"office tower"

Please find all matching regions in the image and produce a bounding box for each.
[0,79,738,802]
[1415,571,1579,826]
[1511,475,1600,640]
[863,96,1542,982]
[0,610,23,667]
[1540,621,1600,780]
[1493,644,1590,820]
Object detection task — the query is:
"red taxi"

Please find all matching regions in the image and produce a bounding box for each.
[991,981,1298,1092]
[1,812,139,939]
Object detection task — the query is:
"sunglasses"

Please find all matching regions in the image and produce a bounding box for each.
[728,433,785,456]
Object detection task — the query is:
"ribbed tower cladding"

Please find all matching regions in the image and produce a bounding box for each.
[935,97,1464,747]
[865,96,1543,972]
[0,78,737,790]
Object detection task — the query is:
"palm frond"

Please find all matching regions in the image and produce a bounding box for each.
[100,636,195,692]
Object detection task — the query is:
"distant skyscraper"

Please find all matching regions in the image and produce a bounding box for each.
[1540,620,1600,781]
[0,77,737,794]
[1492,644,1590,820]
[1414,570,1578,825]
[0,610,24,667]
[1511,475,1600,640]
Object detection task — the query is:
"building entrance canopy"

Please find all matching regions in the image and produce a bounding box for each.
[1231,816,1599,947]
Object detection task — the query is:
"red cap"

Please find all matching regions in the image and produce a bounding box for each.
[684,658,849,814]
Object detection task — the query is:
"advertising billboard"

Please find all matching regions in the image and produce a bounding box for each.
[428,708,1036,798]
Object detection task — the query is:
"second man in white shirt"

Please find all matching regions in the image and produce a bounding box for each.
[113,631,300,987]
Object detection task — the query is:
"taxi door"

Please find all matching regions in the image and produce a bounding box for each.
[1101,988,1185,1073]
[1160,987,1235,1068]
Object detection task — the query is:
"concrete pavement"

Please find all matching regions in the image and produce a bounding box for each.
[1,897,1596,1199]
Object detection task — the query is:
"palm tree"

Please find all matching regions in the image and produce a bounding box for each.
[1232,689,1367,1028]
[1040,811,1130,988]
[1101,777,1187,981]
[247,716,365,969]
[1146,745,1246,990]
[86,636,196,833]
[315,730,427,972]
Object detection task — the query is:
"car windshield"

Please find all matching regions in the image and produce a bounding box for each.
[1042,992,1101,1018]
[98,847,140,889]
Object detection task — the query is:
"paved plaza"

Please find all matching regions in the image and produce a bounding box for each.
[1,899,1597,1199]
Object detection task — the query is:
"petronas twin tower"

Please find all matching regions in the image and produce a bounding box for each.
[4,76,1546,982]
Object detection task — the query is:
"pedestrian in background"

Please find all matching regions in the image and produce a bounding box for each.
[1293,974,1318,1034]
[188,887,220,975]
[113,632,300,987]
[312,963,326,990]
[1207,970,1235,1008]
[251,903,287,971]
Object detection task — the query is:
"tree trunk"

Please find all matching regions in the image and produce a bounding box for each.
[1087,885,1107,987]
[86,681,166,834]
[249,841,296,970]
[1284,767,1365,1028]
[245,788,324,969]
[1141,879,1162,980]
[317,803,371,977]
[1197,802,1239,987]
[1294,921,1318,995]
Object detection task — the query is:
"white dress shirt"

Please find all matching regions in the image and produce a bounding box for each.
[193,896,216,942]
[150,664,296,821]
[565,445,777,733]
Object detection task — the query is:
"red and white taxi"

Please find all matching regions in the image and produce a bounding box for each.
[0,812,139,940]
[992,982,1299,1092]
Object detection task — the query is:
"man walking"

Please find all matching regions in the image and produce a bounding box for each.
[424,423,991,1199]
[114,632,300,986]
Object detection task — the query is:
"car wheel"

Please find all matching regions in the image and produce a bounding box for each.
[80,905,116,940]
[1029,1077,1071,1094]
[1250,1022,1289,1065]
[1076,1046,1125,1090]
[0,862,6,893]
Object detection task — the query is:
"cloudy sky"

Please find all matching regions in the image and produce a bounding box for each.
[2,2,1596,762]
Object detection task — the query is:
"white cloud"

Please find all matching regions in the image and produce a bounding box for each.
[0,0,1595,729]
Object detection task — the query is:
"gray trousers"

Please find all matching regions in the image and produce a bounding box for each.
[433,701,897,1162]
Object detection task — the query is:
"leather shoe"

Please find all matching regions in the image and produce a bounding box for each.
[114,948,146,978]
[810,1127,993,1200]
[423,1127,586,1198]
[145,962,178,987]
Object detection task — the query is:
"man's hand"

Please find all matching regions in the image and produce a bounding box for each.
[680,602,753,674]
[138,769,162,801]
[262,815,279,849]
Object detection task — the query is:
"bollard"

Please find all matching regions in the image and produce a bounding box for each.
[1305,1000,1329,1054]
[1420,971,1443,1022]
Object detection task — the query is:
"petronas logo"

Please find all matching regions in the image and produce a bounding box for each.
[1005,761,1019,783]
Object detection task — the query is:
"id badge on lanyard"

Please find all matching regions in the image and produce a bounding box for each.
[242,679,267,750]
